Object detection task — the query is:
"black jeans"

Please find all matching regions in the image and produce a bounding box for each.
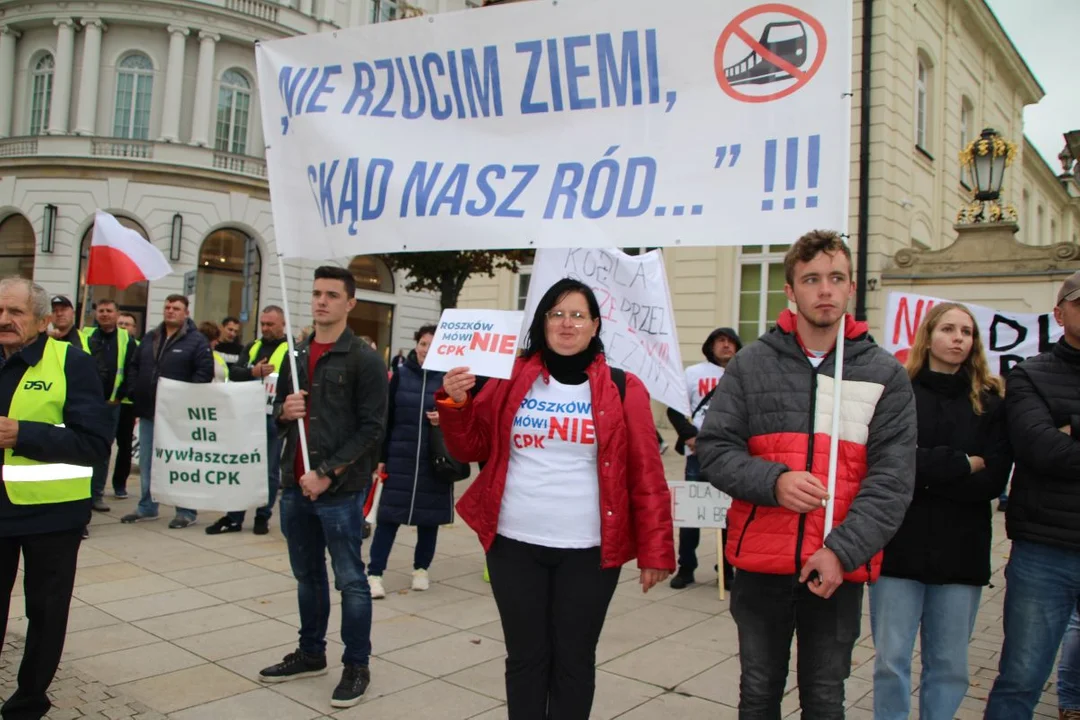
[111,403,136,493]
[487,535,621,720]
[0,529,82,720]
[730,570,863,720]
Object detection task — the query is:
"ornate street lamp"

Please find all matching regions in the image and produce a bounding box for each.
[957,128,1018,224]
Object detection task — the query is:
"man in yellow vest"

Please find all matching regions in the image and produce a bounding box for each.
[205,305,288,536]
[111,312,140,499]
[83,299,135,518]
[0,277,112,720]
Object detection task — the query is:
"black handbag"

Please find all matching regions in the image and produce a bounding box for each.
[429,425,471,483]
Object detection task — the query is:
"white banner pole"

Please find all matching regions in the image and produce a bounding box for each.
[823,312,845,538]
[275,253,311,474]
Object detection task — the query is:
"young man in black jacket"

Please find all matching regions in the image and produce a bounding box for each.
[986,271,1080,719]
[259,266,387,709]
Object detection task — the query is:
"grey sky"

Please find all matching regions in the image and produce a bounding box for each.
[984,0,1078,172]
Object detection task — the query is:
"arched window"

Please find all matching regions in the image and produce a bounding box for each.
[78,217,150,330]
[29,54,54,136]
[348,255,394,294]
[916,52,933,151]
[216,69,251,155]
[113,53,154,140]
[196,229,262,343]
[0,214,36,279]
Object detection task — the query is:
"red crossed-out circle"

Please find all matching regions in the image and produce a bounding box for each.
[714,3,828,104]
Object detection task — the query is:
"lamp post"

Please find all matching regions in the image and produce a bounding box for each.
[957,128,1018,224]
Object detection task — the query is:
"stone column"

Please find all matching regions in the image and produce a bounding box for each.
[47,17,76,134]
[189,30,219,147]
[74,19,105,135]
[160,25,189,142]
[0,26,20,138]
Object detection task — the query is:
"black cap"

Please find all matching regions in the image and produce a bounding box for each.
[51,295,73,308]
[703,327,743,363]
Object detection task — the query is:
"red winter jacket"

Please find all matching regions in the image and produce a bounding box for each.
[436,354,675,571]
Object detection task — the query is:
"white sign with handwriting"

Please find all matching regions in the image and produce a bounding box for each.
[668,480,731,529]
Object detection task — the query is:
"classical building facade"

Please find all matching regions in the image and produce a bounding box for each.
[0,0,476,352]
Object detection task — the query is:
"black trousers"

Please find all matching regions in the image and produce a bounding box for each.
[0,529,82,720]
[487,535,621,720]
[111,403,136,493]
[730,570,863,720]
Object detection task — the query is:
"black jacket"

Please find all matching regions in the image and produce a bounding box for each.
[86,327,136,401]
[0,334,113,536]
[127,318,214,419]
[379,354,452,526]
[1005,340,1080,551]
[880,368,1011,586]
[275,328,387,495]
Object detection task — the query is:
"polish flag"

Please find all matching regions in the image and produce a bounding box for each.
[86,210,173,289]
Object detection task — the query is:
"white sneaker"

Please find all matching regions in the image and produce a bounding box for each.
[412,569,430,592]
[369,575,386,599]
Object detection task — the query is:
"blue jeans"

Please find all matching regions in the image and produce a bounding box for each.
[985,540,1080,719]
[368,522,438,577]
[870,576,981,720]
[1061,606,1080,712]
[136,418,196,521]
[90,404,121,501]
[279,487,372,666]
[227,416,281,524]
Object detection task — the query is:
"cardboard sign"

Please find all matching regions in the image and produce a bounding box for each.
[264,372,278,416]
[668,480,732,529]
[423,309,525,379]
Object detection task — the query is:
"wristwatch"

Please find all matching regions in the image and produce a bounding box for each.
[317,463,338,483]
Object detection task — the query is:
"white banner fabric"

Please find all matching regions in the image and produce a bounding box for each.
[522,247,688,414]
[883,291,1061,376]
[255,0,852,257]
[150,378,270,512]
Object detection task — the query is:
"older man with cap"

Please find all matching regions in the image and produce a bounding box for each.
[0,277,112,720]
[985,270,1080,719]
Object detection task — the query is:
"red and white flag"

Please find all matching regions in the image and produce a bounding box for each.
[86,210,173,289]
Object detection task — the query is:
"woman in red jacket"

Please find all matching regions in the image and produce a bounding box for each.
[438,278,675,720]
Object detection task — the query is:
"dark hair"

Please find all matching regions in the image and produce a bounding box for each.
[522,278,604,358]
[261,305,284,317]
[314,265,356,297]
[221,316,240,326]
[165,294,189,308]
[95,299,117,309]
[783,230,852,285]
[118,312,137,322]
[414,324,437,342]
[197,321,220,343]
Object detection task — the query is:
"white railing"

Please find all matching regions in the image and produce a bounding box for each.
[0,138,38,157]
[224,0,280,23]
[213,152,267,177]
[91,140,154,159]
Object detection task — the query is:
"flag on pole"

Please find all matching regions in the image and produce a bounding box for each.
[86,210,173,289]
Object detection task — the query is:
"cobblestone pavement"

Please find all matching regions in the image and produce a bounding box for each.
[1,450,1061,718]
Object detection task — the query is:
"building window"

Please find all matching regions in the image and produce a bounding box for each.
[0,214,36,279]
[348,255,394,294]
[370,0,399,22]
[29,54,54,136]
[113,53,154,140]
[196,229,262,343]
[960,96,974,149]
[215,69,251,155]
[737,245,790,341]
[516,267,532,311]
[916,54,932,152]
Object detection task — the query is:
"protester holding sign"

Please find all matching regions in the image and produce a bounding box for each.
[697,231,916,718]
[437,278,674,720]
[368,324,450,599]
[869,303,1009,720]
[206,306,288,536]
[666,327,741,590]
[259,267,387,710]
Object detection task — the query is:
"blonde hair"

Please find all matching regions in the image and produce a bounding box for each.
[905,302,1003,414]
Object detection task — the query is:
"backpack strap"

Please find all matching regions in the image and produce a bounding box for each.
[609,367,626,402]
[691,384,719,421]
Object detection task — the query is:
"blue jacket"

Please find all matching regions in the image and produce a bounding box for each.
[379,354,453,526]
[127,318,214,419]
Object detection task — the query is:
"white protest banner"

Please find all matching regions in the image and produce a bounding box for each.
[255,0,851,257]
[423,309,525,379]
[884,291,1061,376]
[151,378,269,512]
[523,248,688,414]
[668,480,732,529]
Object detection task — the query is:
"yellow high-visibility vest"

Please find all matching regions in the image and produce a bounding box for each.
[213,351,230,383]
[248,339,288,374]
[121,338,139,405]
[83,327,131,402]
[2,338,92,505]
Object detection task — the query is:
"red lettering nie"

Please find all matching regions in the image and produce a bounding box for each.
[547,417,596,445]
[698,377,719,396]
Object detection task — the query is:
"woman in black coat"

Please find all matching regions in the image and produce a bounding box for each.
[870,302,1011,720]
[367,325,450,598]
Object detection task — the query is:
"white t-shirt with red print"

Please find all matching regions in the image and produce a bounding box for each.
[498,375,601,549]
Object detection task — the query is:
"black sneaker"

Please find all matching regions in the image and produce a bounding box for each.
[253,516,269,535]
[258,650,328,684]
[669,569,695,589]
[331,664,370,708]
[205,517,242,535]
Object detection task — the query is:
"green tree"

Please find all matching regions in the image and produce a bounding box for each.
[381,250,534,310]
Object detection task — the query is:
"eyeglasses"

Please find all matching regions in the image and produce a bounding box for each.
[545,310,591,327]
